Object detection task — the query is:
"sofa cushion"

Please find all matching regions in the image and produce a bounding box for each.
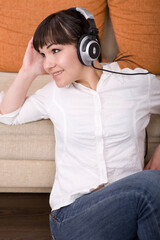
[0,159,55,190]
[108,0,160,74]
[0,0,107,73]
[146,114,160,164]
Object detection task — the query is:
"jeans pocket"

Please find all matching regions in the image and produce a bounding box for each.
[50,210,60,224]
[51,209,63,222]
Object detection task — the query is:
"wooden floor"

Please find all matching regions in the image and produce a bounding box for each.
[0,193,52,240]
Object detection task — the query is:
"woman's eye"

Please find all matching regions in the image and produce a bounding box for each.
[52,49,60,54]
[40,52,45,58]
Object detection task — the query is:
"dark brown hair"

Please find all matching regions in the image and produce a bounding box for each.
[33,9,90,52]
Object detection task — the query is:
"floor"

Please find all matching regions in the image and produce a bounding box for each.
[0,193,52,240]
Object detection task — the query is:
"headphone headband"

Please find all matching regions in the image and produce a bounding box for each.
[75,8,99,35]
[75,7,94,20]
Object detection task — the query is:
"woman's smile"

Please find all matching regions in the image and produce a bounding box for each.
[51,70,64,79]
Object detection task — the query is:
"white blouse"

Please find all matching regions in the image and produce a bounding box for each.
[0,62,160,210]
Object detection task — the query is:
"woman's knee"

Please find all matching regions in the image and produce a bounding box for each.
[128,170,160,201]
[138,170,160,188]
[113,170,160,200]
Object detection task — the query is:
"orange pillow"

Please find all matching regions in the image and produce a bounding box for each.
[0,0,107,72]
[108,0,160,74]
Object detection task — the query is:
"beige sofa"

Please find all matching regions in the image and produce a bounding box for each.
[0,7,160,193]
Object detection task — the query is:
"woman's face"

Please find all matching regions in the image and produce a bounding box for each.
[39,43,87,88]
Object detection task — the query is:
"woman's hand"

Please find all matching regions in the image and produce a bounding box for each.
[145,144,160,170]
[20,38,45,77]
[0,38,45,114]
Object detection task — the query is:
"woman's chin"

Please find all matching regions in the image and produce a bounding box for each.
[55,80,69,88]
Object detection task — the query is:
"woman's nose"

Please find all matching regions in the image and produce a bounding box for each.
[43,56,56,72]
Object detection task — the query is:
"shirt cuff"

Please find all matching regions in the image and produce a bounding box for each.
[0,91,21,125]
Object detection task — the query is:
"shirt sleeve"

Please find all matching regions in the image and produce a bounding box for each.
[0,81,54,125]
[149,74,160,114]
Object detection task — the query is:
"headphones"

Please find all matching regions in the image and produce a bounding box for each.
[69,7,101,66]
[69,8,150,76]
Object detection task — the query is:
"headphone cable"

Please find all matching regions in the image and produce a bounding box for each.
[91,62,151,76]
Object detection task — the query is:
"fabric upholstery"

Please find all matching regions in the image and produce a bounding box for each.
[108,0,160,74]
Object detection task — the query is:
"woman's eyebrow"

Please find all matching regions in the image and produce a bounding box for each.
[47,43,54,49]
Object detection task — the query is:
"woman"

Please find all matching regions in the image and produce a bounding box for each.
[0,8,160,240]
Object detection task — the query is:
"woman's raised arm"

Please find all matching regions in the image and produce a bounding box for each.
[0,38,45,114]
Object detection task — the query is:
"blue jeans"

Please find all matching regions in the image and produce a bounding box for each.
[49,170,160,240]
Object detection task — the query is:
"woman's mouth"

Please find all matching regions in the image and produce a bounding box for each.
[52,71,63,78]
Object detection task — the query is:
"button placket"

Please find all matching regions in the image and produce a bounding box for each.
[93,92,108,182]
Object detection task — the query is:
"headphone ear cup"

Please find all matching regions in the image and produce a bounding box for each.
[77,35,100,66]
